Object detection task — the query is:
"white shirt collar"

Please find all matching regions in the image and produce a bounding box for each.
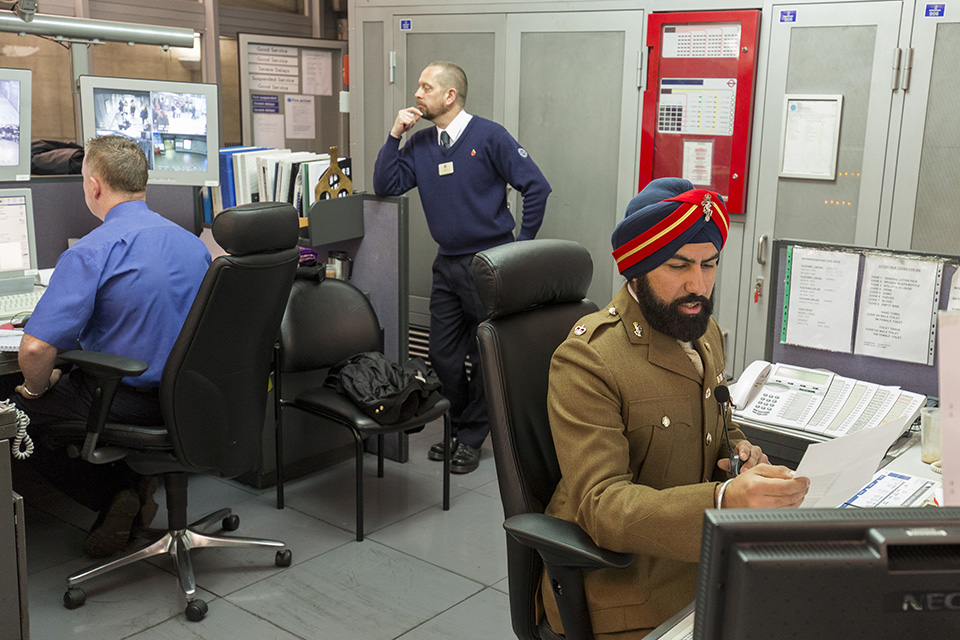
[437,109,472,146]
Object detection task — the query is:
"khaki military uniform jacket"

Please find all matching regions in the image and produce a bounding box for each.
[542,283,743,639]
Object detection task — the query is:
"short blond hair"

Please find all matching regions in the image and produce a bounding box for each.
[84,136,148,194]
[427,61,468,107]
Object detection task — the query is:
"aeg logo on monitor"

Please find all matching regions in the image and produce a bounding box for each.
[895,592,960,612]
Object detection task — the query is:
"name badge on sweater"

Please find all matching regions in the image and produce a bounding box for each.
[438,162,454,176]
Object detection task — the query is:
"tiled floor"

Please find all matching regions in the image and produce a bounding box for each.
[17,420,515,639]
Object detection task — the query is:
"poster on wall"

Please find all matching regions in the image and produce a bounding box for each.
[779,94,843,180]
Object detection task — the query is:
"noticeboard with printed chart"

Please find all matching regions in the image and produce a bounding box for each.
[239,34,348,155]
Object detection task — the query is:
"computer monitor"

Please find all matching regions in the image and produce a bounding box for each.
[695,507,960,639]
[0,188,38,295]
[0,68,32,182]
[78,75,219,187]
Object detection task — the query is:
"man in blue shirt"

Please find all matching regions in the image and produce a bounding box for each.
[374,61,551,473]
[14,136,210,558]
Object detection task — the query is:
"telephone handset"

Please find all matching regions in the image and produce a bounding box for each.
[730,360,772,408]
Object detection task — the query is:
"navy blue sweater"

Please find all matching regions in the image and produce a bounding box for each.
[374,115,551,255]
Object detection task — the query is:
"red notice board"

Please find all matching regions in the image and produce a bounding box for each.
[639,10,760,214]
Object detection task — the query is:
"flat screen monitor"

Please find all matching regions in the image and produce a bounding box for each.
[0,188,38,297]
[0,68,32,182]
[695,507,960,639]
[78,75,219,187]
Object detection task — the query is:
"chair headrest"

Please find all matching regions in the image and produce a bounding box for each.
[213,202,301,256]
[473,239,593,320]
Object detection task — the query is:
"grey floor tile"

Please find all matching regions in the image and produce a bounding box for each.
[369,490,508,586]
[397,588,514,640]
[491,577,509,594]
[28,555,216,640]
[184,495,355,597]
[473,479,503,501]
[404,429,500,492]
[226,541,483,640]
[279,456,468,536]
[127,600,305,640]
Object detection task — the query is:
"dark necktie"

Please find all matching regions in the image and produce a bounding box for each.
[440,130,452,149]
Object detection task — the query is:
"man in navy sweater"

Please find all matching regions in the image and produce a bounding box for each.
[374,61,551,473]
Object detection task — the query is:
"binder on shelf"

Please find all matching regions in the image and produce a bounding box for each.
[218,146,267,210]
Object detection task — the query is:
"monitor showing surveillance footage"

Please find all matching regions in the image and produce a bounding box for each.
[0,68,32,182]
[79,75,219,187]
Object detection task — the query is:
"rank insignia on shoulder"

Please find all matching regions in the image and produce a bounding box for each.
[574,324,587,336]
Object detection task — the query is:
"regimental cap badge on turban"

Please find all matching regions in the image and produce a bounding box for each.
[610,177,729,280]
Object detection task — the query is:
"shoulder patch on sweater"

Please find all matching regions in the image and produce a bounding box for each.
[518,147,528,158]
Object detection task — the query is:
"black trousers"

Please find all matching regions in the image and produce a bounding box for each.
[12,369,161,513]
[429,253,490,449]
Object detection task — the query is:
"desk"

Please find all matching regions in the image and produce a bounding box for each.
[882,432,942,482]
[0,351,19,377]
[0,417,28,639]
[646,437,942,640]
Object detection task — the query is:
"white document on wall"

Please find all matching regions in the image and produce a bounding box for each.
[854,254,942,365]
[779,95,842,179]
[284,95,316,140]
[947,268,960,311]
[783,246,859,353]
[795,414,911,508]
[301,49,333,96]
[253,113,285,149]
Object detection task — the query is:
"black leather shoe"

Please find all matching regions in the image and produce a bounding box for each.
[427,435,458,461]
[450,443,480,474]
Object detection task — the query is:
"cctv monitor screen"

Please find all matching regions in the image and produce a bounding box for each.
[79,76,219,187]
[0,68,32,182]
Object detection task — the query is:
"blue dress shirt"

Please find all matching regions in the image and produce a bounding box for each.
[25,200,211,386]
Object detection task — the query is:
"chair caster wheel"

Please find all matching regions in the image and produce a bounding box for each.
[185,599,208,622]
[276,549,292,567]
[222,514,240,531]
[63,587,86,609]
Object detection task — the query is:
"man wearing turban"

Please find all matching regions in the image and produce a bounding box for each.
[541,178,809,639]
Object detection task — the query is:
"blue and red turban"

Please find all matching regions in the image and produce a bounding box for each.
[611,177,729,280]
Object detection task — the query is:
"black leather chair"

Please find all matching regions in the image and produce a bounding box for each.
[51,202,301,622]
[274,275,451,541]
[473,239,633,640]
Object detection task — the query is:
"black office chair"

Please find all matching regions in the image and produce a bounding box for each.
[473,239,633,640]
[274,275,451,541]
[47,202,301,622]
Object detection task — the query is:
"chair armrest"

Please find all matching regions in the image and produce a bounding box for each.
[504,512,633,571]
[59,350,148,381]
[58,350,148,465]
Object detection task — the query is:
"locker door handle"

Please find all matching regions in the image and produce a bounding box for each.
[756,235,767,266]
[891,48,902,91]
[901,47,914,91]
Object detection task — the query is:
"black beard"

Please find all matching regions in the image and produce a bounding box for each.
[633,275,714,342]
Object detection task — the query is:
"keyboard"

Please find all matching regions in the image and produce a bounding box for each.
[0,289,44,320]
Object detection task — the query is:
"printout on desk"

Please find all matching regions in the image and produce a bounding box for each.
[795,414,912,508]
[0,328,21,352]
[841,469,941,508]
